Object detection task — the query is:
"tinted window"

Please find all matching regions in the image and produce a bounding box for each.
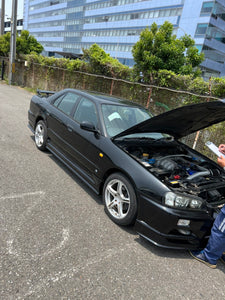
[55,92,80,116]
[73,98,98,127]
[53,94,64,107]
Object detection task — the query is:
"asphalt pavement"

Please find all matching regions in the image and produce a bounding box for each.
[0,83,225,300]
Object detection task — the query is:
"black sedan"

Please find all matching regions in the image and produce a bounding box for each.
[28,88,225,250]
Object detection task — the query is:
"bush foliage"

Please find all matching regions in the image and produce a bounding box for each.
[20,52,225,100]
[82,44,132,79]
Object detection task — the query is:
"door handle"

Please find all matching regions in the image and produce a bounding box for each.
[67,125,73,132]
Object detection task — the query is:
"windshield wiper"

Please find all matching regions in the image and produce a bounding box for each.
[151,136,174,143]
[120,137,156,141]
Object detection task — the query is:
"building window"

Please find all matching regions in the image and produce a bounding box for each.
[195,45,203,53]
[50,1,60,5]
[131,13,139,19]
[195,23,208,36]
[17,19,23,26]
[200,2,214,16]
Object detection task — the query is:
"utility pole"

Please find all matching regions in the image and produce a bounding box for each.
[0,0,5,35]
[9,0,17,85]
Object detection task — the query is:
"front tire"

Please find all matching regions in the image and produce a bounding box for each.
[103,173,137,226]
[34,120,47,151]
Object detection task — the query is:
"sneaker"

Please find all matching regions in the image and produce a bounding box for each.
[220,252,225,265]
[189,250,217,269]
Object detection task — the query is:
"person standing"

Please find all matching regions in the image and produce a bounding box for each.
[189,144,225,268]
[218,144,225,169]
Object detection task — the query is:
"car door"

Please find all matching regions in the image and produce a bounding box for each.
[65,96,102,184]
[46,92,80,154]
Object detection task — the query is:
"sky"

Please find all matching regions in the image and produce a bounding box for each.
[2,0,24,18]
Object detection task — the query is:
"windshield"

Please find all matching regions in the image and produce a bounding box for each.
[102,104,152,137]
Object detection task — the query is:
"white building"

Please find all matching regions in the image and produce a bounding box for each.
[23,0,225,77]
[4,17,23,35]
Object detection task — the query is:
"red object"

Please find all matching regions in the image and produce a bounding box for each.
[174,175,180,180]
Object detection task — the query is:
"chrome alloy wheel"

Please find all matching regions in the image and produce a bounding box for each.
[105,179,130,220]
[35,123,45,147]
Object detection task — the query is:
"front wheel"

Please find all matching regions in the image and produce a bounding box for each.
[34,120,47,151]
[103,173,137,226]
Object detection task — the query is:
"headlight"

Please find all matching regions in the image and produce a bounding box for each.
[164,192,203,209]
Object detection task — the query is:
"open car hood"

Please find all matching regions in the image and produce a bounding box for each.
[114,100,225,140]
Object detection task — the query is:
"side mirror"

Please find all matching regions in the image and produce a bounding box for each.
[80,121,99,134]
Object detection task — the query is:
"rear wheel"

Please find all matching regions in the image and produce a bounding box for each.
[103,173,137,226]
[34,120,47,151]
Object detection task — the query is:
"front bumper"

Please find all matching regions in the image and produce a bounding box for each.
[135,192,214,250]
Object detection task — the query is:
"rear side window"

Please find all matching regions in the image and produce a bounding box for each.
[53,94,64,107]
[54,92,80,116]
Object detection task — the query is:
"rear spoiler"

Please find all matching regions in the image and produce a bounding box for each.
[37,89,55,97]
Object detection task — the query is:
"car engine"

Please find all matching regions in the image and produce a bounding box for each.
[116,138,225,205]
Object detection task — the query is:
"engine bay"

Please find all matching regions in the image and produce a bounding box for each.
[116,138,225,205]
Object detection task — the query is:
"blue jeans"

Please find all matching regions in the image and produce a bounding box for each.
[204,211,225,264]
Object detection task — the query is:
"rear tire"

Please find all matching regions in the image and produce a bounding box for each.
[103,173,137,226]
[34,120,47,151]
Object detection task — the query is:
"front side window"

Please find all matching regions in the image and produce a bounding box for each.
[54,92,80,116]
[102,104,152,137]
[73,98,98,127]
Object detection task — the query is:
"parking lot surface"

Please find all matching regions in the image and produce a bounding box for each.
[0,83,225,299]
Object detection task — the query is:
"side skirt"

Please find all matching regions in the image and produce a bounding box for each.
[46,142,101,195]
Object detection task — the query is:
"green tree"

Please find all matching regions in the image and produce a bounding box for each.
[0,30,43,56]
[0,32,11,56]
[16,30,43,54]
[82,43,131,79]
[132,21,204,82]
